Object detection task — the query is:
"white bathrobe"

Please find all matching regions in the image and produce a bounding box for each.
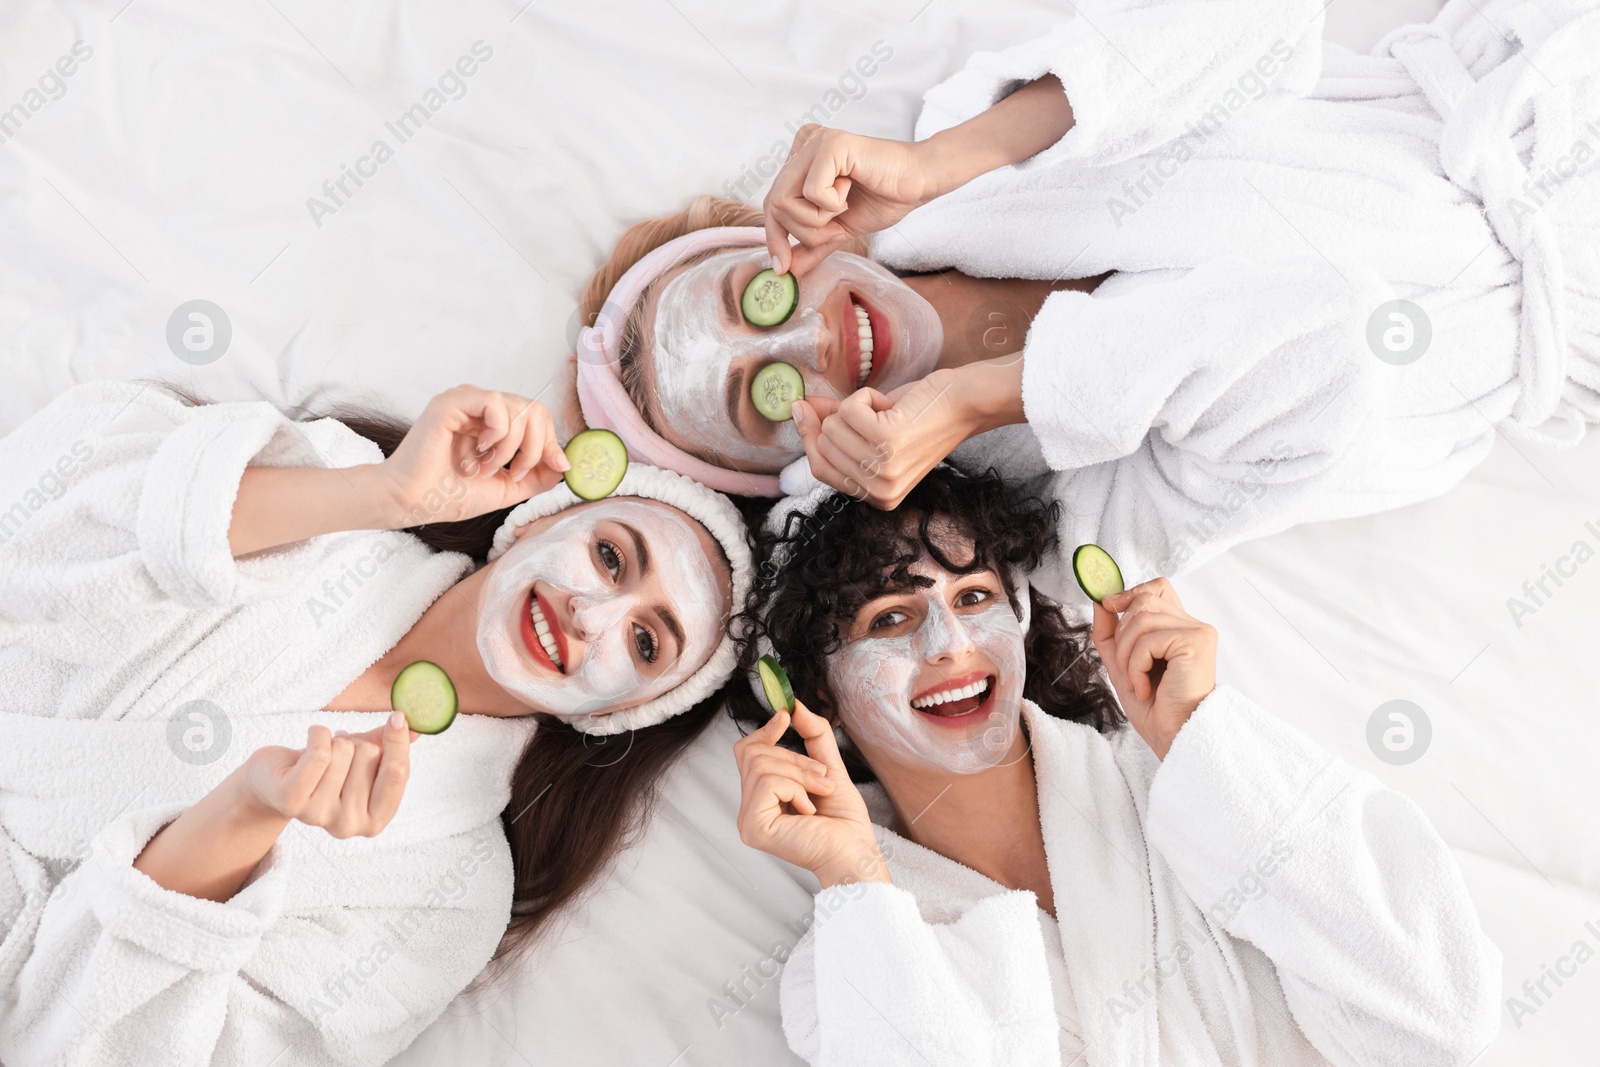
[901,0,1600,592]
[0,380,535,1066]
[779,689,1502,1067]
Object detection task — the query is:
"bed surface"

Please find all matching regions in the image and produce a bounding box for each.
[3,1,1594,1063]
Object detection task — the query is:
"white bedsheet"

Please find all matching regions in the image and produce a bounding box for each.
[3,1,1594,1064]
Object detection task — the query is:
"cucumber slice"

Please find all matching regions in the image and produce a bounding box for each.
[391,660,458,734]
[1072,544,1125,604]
[756,655,795,715]
[750,362,805,423]
[741,269,798,327]
[563,428,628,501]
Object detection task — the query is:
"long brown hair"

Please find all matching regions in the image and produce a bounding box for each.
[148,380,738,971]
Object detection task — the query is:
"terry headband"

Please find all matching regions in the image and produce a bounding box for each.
[488,463,755,736]
[574,225,786,498]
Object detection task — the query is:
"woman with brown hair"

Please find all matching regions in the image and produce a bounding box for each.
[0,379,752,1065]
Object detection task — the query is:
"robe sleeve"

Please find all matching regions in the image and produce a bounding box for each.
[778,881,1059,1066]
[0,379,384,621]
[0,804,512,1067]
[1144,685,1503,1067]
[911,0,1327,170]
[1015,256,1392,578]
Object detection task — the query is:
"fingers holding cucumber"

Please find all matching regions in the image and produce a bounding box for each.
[379,385,571,527]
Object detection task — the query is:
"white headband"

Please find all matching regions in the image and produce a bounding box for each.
[489,464,753,735]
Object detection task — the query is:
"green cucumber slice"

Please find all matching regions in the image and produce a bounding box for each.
[391,660,458,734]
[756,655,795,715]
[741,269,798,327]
[1072,544,1125,604]
[563,428,628,501]
[750,362,805,423]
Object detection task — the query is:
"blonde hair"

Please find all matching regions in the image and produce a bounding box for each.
[562,195,868,436]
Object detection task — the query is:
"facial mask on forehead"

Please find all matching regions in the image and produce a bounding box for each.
[476,500,724,718]
[825,569,1026,777]
[650,247,943,468]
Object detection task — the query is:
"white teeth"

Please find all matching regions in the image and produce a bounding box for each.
[911,678,991,710]
[853,302,873,387]
[529,596,565,670]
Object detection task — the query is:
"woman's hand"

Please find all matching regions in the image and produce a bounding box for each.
[763,76,1075,277]
[734,700,889,888]
[376,385,569,528]
[134,713,415,901]
[1090,578,1218,760]
[763,126,943,277]
[242,714,414,839]
[793,359,1024,510]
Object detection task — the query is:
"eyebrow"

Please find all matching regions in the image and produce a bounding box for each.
[725,364,746,433]
[622,521,650,577]
[721,269,738,321]
[655,606,685,660]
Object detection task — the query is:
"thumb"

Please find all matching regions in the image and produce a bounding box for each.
[543,434,571,473]
[792,400,827,458]
[790,700,849,779]
[800,394,842,421]
[788,233,852,278]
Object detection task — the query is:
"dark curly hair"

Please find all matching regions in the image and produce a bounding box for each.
[728,465,1122,781]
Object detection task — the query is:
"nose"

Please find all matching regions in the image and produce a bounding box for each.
[919,600,976,663]
[570,594,629,639]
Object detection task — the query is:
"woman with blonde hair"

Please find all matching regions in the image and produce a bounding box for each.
[564,0,1600,588]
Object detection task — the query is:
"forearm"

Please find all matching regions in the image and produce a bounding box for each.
[922,74,1074,195]
[229,463,399,558]
[134,768,289,902]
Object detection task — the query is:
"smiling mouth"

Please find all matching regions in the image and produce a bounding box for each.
[911,674,994,720]
[520,588,567,673]
[850,297,875,388]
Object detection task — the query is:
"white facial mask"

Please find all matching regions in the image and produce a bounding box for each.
[825,566,1026,776]
[650,247,943,469]
[475,500,725,719]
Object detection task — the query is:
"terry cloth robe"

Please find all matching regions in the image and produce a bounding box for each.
[0,380,535,1067]
[898,0,1600,591]
[778,691,1502,1067]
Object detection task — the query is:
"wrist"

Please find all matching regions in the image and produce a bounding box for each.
[958,358,1027,435]
[918,128,996,200]
[814,842,892,889]
[355,463,417,530]
[227,761,293,830]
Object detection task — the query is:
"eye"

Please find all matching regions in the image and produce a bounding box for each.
[632,623,659,664]
[955,587,992,608]
[596,539,623,581]
[868,609,907,632]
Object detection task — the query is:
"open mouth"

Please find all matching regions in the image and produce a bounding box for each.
[519,587,568,673]
[910,672,994,724]
[849,296,875,388]
[852,292,892,389]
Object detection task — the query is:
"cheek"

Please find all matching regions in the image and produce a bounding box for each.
[826,640,917,723]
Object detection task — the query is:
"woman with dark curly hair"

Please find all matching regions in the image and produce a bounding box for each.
[730,465,1500,1066]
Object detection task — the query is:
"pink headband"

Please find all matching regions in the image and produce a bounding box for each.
[574,225,784,498]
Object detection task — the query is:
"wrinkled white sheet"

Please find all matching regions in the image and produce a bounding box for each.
[2,1,1592,1064]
